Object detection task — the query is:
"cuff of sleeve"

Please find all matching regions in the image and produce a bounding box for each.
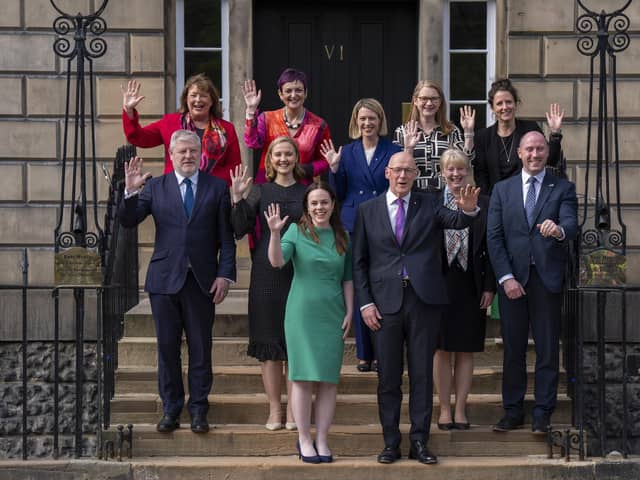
[360,303,374,312]
[555,226,566,241]
[462,206,480,216]
[124,189,141,199]
[498,274,514,285]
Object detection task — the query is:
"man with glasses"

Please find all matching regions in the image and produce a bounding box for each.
[353,151,480,465]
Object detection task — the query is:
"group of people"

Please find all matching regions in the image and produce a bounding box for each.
[119,67,578,465]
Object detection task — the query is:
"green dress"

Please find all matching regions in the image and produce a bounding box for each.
[281,224,352,384]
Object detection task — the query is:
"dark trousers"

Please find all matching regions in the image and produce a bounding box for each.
[498,266,561,420]
[372,283,441,448]
[354,305,375,362]
[149,271,215,417]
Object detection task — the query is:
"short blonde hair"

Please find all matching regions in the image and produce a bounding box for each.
[440,148,475,185]
[348,98,388,139]
[264,136,305,182]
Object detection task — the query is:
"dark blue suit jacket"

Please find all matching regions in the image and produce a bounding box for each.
[487,172,577,294]
[353,191,474,314]
[330,137,401,232]
[119,172,236,295]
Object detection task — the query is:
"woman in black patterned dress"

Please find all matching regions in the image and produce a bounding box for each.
[393,81,475,191]
[230,136,306,431]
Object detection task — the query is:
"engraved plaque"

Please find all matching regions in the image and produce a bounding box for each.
[55,247,103,287]
[579,248,626,287]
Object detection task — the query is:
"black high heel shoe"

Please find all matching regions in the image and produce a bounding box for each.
[296,440,320,464]
[356,361,372,372]
[314,442,333,463]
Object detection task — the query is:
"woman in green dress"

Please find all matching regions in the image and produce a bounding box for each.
[266,181,353,463]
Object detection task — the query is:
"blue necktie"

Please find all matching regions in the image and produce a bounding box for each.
[183,177,194,219]
[525,176,537,228]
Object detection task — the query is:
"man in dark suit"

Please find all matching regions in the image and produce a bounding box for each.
[487,131,577,433]
[353,151,480,465]
[120,129,236,434]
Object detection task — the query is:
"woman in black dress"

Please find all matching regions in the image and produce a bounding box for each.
[433,149,496,430]
[230,136,306,431]
[473,78,564,194]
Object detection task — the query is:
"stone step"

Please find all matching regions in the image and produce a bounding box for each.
[3,455,624,480]
[114,365,567,396]
[125,297,504,339]
[110,393,572,426]
[101,424,572,458]
[116,337,539,368]
[124,295,248,337]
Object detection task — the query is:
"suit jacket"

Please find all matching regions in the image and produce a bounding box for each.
[474,118,562,194]
[353,191,474,314]
[119,172,237,295]
[487,173,577,294]
[330,137,401,232]
[439,193,496,299]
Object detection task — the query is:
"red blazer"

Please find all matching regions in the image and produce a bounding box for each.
[122,110,241,186]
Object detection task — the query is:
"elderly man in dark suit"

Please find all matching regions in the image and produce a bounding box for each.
[353,151,480,465]
[120,129,236,434]
[487,131,577,434]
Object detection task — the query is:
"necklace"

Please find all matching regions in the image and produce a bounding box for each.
[499,134,514,163]
[284,109,304,130]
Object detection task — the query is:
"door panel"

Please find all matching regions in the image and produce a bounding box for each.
[254,0,417,152]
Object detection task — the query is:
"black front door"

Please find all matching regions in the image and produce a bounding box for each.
[253,0,418,150]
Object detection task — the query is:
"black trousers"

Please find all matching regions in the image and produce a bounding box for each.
[498,266,562,420]
[372,283,442,448]
[149,271,215,417]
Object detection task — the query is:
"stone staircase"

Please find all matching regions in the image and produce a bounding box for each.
[102,288,585,478]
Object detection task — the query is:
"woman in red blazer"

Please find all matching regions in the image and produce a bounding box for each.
[121,73,241,186]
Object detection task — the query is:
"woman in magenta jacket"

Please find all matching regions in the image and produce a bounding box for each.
[121,73,241,186]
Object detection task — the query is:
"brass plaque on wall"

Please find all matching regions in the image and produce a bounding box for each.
[54,247,103,287]
[579,249,626,287]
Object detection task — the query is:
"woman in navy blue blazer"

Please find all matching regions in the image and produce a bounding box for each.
[321,98,401,372]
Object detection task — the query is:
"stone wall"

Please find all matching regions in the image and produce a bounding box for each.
[0,0,168,339]
[0,342,98,458]
[506,0,640,281]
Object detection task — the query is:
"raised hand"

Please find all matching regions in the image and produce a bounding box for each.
[242,79,262,114]
[403,120,420,150]
[124,156,152,193]
[320,139,342,173]
[264,203,289,233]
[230,164,253,203]
[546,103,564,133]
[121,80,145,117]
[457,184,481,212]
[459,105,476,133]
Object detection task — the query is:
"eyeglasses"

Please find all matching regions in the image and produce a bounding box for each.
[387,167,418,176]
[416,96,441,104]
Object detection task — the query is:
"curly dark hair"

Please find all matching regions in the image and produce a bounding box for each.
[487,78,521,107]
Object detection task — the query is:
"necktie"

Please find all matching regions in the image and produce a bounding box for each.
[183,177,194,219]
[525,176,537,228]
[394,198,405,243]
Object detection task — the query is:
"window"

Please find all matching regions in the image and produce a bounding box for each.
[444,0,496,128]
[176,0,229,118]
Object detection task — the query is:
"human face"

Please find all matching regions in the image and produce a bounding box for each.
[307,188,334,228]
[517,132,549,176]
[269,141,297,177]
[357,106,381,139]
[187,86,213,120]
[414,86,441,119]
[442,162,469,194]
[278,80,306,111]
[170,139,200,177]
[385,152,418,197]
[491,90,516,124]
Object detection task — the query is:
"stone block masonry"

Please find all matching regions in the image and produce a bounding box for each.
[0,342,99,458]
